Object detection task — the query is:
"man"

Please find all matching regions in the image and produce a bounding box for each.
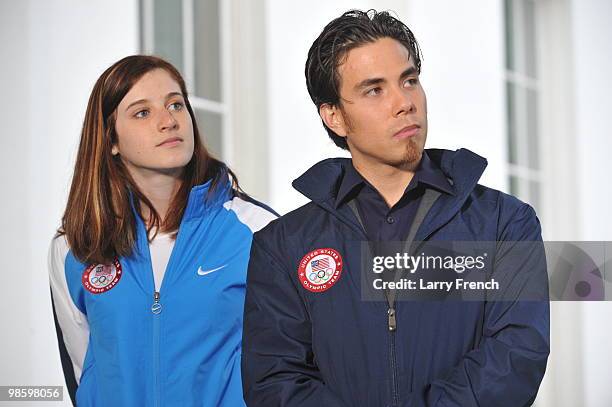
[242,9,549,407]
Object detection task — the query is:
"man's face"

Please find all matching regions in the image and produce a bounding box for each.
[325,37,427,170]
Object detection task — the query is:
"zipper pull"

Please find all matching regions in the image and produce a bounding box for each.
[388,307,396,331]
[151,291,162,315]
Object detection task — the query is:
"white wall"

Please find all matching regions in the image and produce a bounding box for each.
[405,0,507,191]
[571,0,612,406]
[0,0,33,393]
[572,2,612,241]
[0,1,139,405]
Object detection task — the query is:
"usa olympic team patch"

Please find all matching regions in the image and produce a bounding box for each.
[297,248,343,292]
[82,258,122,294]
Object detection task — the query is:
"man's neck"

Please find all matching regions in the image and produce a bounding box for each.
[352,156,420,208]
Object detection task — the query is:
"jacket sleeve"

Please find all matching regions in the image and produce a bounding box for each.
[404,203,550,407]
[241,234,348,406]
[48,236,90,406]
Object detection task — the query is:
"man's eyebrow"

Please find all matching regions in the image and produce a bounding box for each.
[399,66,418,79]
[353,67,419,91]
[354,77,386,91]
[125,92,184,111]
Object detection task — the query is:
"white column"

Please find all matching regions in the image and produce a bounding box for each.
[571,0,612,406]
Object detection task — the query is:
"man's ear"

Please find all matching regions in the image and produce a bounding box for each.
[319,103,348,138]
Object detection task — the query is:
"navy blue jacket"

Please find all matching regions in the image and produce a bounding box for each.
[242,149,549,407]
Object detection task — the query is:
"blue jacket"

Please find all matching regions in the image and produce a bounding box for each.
[49,176,276,406]
[242,149,550,407]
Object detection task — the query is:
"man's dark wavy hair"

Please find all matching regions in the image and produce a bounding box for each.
[305,9,422,150]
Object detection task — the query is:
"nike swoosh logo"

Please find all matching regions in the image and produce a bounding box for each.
[197,265,227,276]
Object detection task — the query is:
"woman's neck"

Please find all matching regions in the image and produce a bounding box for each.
[129,167,183,223]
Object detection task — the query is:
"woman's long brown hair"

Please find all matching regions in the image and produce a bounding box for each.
[60,55,237,265]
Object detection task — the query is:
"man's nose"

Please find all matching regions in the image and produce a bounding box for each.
[392,87,416,117]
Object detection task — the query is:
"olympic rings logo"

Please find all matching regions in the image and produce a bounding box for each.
[307,264,335,284]
[90,275,109,285]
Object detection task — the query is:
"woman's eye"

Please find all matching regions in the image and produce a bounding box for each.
[168,102,184,111]
[134,110,149,118]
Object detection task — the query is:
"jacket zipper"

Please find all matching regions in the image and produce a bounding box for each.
[152,291,162,407]
[388,307,399,406]
[148,227,181,407]
[338,190,442,407]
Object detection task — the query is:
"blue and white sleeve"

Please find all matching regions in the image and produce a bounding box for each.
[48,235,89,400]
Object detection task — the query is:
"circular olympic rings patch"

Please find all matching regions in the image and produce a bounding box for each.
[297,248,343,293]
[82,258,122,294]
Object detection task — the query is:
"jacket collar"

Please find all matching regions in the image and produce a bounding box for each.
[292,148,488,240]
[182,171,232,221]
[334,150,455,209]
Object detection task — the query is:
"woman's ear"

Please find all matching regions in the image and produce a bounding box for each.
[111,145,119,156]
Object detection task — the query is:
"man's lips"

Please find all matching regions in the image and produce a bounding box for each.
[393,125,420,139]
[156,137,183,147]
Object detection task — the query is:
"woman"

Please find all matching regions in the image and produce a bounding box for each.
[48,55,276,406]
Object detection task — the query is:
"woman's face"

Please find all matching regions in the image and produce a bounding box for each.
[113,68,194,178]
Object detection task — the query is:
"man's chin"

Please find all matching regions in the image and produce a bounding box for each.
[396,141,423,169]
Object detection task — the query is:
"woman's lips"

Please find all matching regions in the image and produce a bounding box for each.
[157,137,183,147]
